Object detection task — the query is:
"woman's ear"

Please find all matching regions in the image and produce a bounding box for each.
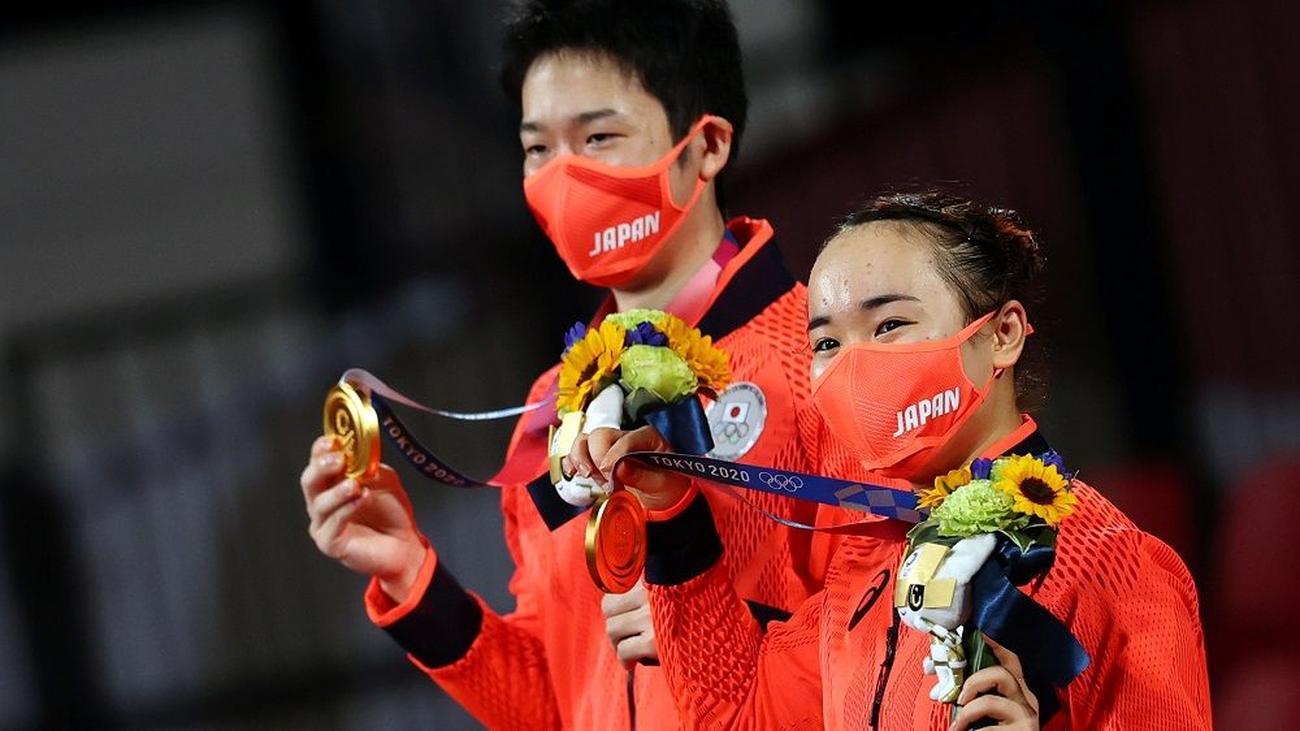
[696,117,734,182]
[990,300,1029,370]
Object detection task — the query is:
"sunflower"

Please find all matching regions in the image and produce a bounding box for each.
[660,315,732,393]
[918,465,972,510]
[993,454,1077,526]
[557,320,626,414]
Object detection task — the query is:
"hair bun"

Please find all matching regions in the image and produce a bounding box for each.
[989,207,1044,281]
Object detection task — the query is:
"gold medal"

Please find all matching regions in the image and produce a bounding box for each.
[323,379,381,479]
[585,490,647,593]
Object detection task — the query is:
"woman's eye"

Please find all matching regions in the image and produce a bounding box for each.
[524,144,547,157]
[812,337,839,353]
[874,319,910,337]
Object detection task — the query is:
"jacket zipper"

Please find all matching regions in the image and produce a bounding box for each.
[869,612,902,729]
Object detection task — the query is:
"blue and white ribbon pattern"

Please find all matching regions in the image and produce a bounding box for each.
[619,451,925,524]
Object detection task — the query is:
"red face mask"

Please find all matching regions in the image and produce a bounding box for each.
[811,312,1027,481]
[523,116,722,288]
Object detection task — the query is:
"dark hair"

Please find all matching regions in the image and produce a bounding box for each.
[499,0,748,206]
[834,190,1048,408]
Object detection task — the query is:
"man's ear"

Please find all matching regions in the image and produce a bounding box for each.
[990,300,1029,370]
[696,117,733,182]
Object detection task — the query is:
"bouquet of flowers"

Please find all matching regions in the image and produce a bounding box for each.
[895,452,1079,706]
[550,308,731,506]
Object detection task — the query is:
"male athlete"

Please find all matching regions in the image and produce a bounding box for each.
[299,1,833,726]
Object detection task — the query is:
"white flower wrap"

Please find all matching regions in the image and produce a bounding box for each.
[554,384,624,507]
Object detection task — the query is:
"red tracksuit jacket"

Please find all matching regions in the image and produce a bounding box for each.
[364,218,844,729]
[645,418,1212,730]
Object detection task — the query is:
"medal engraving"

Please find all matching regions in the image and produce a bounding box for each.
[323,380,381,479]
[585,490,647,593]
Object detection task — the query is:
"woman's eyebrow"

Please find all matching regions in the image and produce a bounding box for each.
[809,295,920,330]
[861,294,919,311]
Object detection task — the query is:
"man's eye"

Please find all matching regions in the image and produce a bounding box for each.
[812,337,840,353]
[524,144,547,157]
[587,133,617,145]
[875,319,910,337]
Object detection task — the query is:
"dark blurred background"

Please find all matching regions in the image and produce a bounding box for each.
[1,1,1296,728]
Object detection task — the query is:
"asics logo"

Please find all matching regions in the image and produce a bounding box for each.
[849,569,890,632]
[893,387,960,438]
[588,212,661,256]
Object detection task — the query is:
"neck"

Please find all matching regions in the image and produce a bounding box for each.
[610,203,726,312]
[960,403,1027,465]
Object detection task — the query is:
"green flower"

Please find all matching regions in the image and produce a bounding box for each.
[605,309,667,330]
[619,344,697,404]
[931,479,1019,537]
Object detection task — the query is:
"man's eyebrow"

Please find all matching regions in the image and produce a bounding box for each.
[861,294,919,311]
[521,108,621,134]
[575,108,619,124]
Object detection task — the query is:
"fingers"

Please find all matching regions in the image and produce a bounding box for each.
[311,435,338,458]
[597,426,669,475]
[301,447,346,502]
[614,630,657,668]
[563,428,627,484]
[601,426,690,505]
[603,581,651,652]
[585,428,622,475]
[364,463,406,498]
[360,464,418,523]
[958,666,1025,706]
[311,495,364,559]
[308,478,363,528]
[982,634,1027,684]
[613,461,692,498]
[605,602,651,643]
[949,693,1034,730]
[601,580,648,618]
[564,434,599,482]
[560,426,677,492]
[964,635,1037,714]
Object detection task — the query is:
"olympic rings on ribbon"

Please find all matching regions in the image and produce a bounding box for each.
[758,471,804,492]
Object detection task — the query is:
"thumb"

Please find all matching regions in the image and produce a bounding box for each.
[362,464,417,521]
[614,460,691,511]
[597,425,670,475]
[981,634,1025,680]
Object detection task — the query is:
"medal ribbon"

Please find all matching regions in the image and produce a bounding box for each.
[615,451,926,525]
[341,368,554,487]
[334,370,925,532]
[344,368,550,421]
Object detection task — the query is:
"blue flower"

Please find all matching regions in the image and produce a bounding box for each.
[1040,450,1066,472]
[970,457,994,480]
[625,321,668,347]
[562,322,588,354]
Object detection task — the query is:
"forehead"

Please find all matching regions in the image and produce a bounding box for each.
[809,222,946,310]
[520,51,664,123]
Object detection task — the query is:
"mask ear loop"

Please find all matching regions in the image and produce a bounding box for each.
[660,115,731,212]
